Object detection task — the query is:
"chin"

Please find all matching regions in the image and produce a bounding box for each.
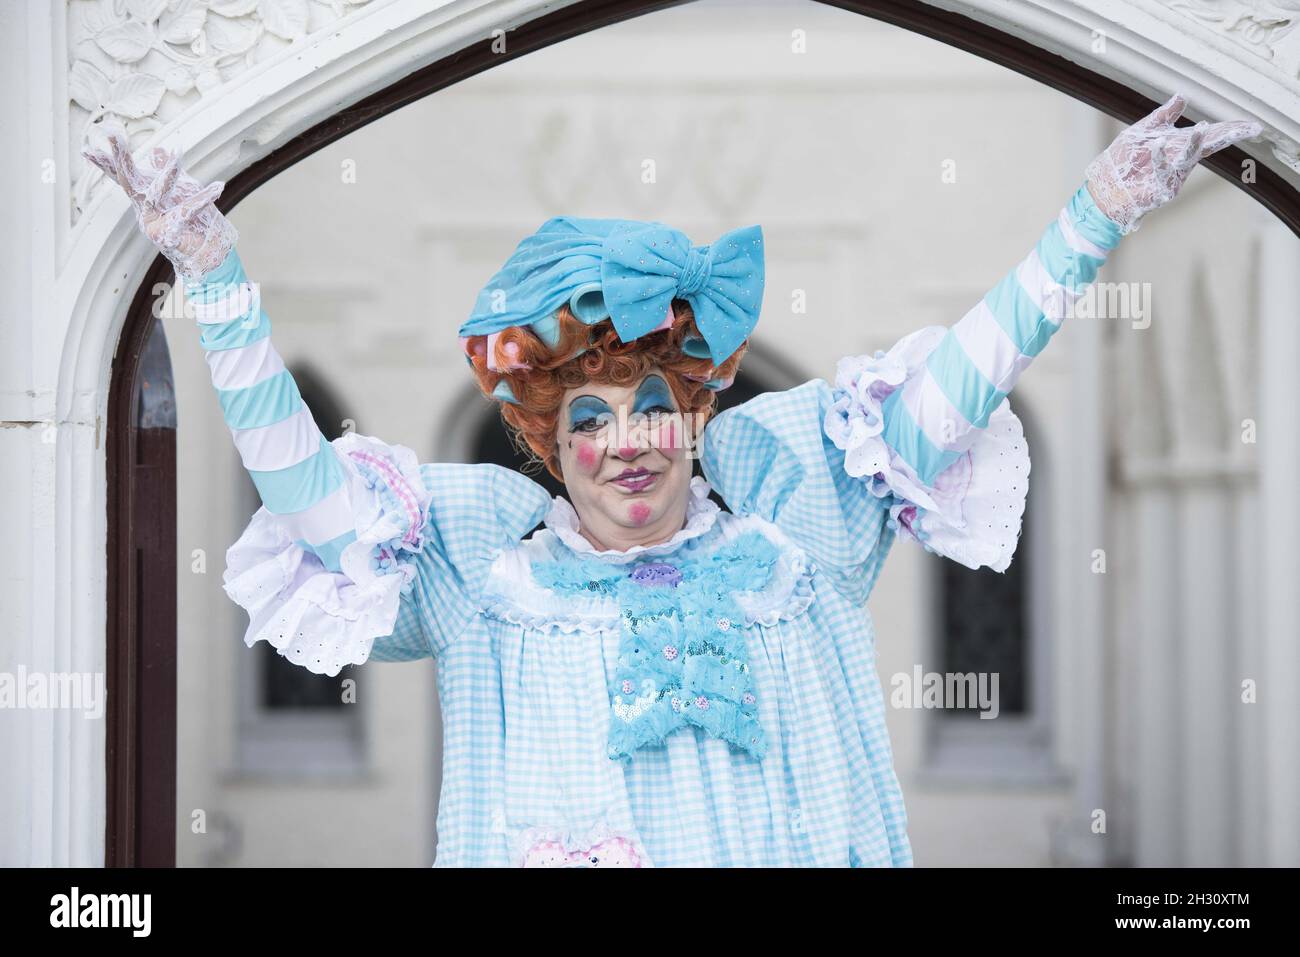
[605,485,665,513]
[603,474,683,523]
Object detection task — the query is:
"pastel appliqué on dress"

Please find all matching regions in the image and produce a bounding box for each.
[530,527,779,763]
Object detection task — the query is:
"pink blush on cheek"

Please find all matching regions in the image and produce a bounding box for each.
[628,502,652,526]
[575,441,599,471]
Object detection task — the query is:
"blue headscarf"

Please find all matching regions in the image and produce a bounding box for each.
[460,217,765,368]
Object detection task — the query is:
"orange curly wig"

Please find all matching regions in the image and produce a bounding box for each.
[463,299,748,482]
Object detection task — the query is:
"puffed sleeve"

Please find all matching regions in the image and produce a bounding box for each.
[222,437,552,674]
[700,380,896,607]
[728,181,1125,589]
[820,182,1124,573]
[186,247,552,673]
[399,461,554,657]
[819,329,1031,575]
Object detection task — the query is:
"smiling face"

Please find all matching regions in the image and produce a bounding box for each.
[556,369,698,552]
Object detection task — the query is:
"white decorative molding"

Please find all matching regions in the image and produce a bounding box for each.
[518,102,770,218]
[1161,0,1300,74]
[1154,0,1300,169]
[68,0,377,222]
[934,1,1300,179]
[63,1,1300,231]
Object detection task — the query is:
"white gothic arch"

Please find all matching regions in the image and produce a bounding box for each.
[3,0,1298,865]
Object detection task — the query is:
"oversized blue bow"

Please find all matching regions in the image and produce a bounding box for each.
[600,221,764,366]
[460,217,765,367]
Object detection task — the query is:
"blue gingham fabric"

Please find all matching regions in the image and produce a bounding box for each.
[363,382,913,867]
[212,184,1127,866]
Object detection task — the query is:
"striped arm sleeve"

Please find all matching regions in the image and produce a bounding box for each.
[183,247,358,572]
[880,182,1124,485]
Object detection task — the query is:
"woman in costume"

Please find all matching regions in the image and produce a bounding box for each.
[85,93,1258,867]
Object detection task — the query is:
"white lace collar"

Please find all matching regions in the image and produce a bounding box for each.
[543,475,721,564]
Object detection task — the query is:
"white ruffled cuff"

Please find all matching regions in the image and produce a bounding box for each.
[823,327,1030,573]
[221,432,434,676]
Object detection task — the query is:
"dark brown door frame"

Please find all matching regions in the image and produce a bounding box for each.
[105,0,1300,866]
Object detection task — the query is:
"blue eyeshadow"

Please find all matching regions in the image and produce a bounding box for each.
[568,396,612,429]
[633,375,675,412]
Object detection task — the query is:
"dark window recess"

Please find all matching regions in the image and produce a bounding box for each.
[257,365,357,710]
[937,489,1031,717]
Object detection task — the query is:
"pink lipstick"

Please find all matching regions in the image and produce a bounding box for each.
[612,468,657,492]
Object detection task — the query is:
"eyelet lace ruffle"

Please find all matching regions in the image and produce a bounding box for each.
[824,326,1030,572]
[481,507,815,633]
[734,526,816,626]
[222,432,433,676]
[480,544,620,635]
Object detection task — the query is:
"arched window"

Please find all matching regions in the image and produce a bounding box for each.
[921,400,1057,782]
[937,505,1031,718]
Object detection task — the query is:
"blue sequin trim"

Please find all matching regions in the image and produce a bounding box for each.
[531,530,778,763]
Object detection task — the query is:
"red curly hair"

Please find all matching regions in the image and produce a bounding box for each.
[463,299,747,481]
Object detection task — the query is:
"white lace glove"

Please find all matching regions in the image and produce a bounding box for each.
[81,120,238,282]
[1085,92,1262,235]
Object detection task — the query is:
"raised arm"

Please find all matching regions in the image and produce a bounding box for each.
[878,93,1261,486]
[183,248,360,570]
[83,125,554,673]
[819,92,1261,572]
[83,125,360,572]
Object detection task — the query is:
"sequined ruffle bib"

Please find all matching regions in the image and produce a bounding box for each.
[530,529,779,762]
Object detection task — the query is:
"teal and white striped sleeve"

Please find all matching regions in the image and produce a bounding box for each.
[820,181,1125,572]
[187,247,555,676]
[183,246,358,572]
[877,181,1123,479]
[185,247,444,674]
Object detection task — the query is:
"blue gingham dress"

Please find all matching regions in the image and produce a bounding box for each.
[220,185,1116,866]
[384,379,914,868]
[224,373,1028,867]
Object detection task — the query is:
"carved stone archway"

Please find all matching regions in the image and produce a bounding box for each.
[6,0,1296,865]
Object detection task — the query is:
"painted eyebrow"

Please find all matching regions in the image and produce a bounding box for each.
[567,395,612,426]
[633,375,676,408]
[568,395,612,411]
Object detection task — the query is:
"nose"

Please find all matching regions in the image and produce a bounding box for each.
[607,409,651,459]
[614,439,644,460]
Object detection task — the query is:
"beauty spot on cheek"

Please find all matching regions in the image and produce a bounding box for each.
[628,501,652,526]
